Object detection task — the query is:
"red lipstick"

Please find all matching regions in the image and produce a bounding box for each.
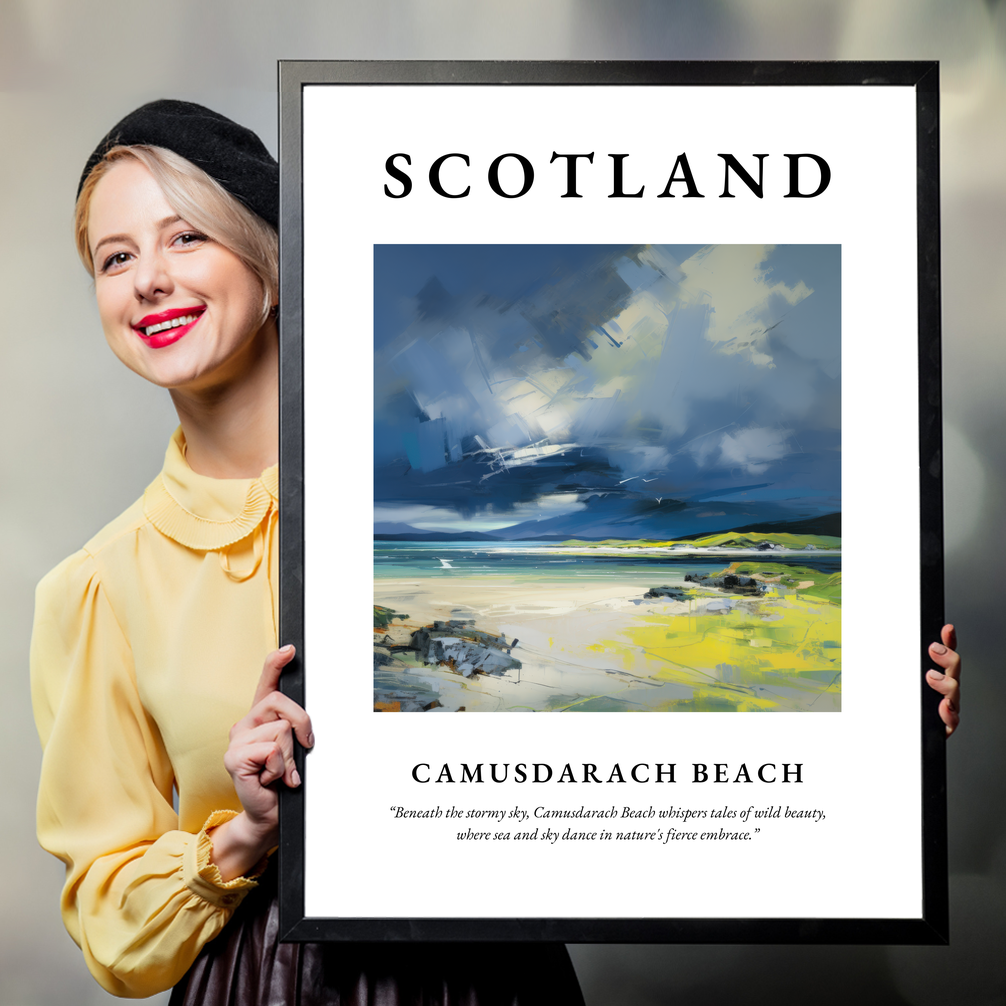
[132,306,205,349]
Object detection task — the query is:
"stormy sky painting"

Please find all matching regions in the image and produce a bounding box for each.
[374,244,840,541]
[372,245,842,712]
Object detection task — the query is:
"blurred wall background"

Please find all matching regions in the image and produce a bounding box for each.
[1,1,1003,1003]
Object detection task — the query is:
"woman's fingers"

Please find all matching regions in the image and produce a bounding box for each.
[255,691,313,749]
[927,623,961,737]
[230,719,302,788]
[926,667,959,704]
[928,634,961,684]
[941,623,957,653]
[224,738,287,788]
[242,644,314,749]
[252,644,297,707]
[218,647,309,846]
[232,689,314,750]
[258,741,289,788]
[925,682,960,736]
[926,668,960,736]
[223,645,311,814]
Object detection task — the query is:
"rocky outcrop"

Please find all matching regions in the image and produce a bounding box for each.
[411,620,522,678]
[685,572,767,596]
[643,585,689,601]
[373,613,522,683]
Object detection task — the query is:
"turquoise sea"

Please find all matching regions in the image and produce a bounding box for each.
[374,540,841,583]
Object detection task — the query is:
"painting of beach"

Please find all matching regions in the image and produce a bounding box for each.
[373,244,841,712]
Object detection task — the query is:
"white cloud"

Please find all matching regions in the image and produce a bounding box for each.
[676,245,812,366]
[713,426,791,475]
[375,493,585,532]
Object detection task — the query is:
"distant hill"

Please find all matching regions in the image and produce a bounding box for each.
[561,531,840,550]
[375,530,503,541]
[675,512,841,540]
[374,511,841,544]
[676,530,840,549]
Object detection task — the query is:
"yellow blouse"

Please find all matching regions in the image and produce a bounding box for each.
[31,428,279,998]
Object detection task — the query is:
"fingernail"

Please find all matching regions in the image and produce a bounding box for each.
[280,644,295,654]
[307,732,315,748]
[928,670,944,679]
[292,768,301,787]
[931,643,947,654]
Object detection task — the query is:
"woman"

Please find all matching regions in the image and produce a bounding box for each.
[31,100,586,1003]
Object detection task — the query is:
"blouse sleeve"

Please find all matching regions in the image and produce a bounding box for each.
[30,549,262,998]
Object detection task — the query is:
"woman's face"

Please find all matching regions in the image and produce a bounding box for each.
[87,158,270,393]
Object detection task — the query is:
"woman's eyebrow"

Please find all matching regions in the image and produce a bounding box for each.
[92,216,185,257]
[92,232,133,256]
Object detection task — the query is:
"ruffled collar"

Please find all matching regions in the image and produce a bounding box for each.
[143,428,278,551]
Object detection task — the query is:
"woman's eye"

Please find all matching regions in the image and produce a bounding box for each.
[101,251,131,273]
[173,231,208,248]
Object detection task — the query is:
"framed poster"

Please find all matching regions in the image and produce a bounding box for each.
[277,61,946,943]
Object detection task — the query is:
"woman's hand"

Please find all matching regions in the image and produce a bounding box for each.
[209,645,314,881]
[926,624,961,738]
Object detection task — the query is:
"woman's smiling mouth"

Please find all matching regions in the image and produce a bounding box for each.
[133,307,206,348]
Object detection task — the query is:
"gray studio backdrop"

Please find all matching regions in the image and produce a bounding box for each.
[2,2,1003,1004]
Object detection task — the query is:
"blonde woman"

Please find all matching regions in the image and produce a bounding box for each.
[32,100,585,1004]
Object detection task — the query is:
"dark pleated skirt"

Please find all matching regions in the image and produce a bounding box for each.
[169,869,584,1006]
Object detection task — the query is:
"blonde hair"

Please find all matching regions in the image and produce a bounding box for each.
[75,145,278,322]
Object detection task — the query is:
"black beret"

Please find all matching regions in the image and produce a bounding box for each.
[78,99,278,228]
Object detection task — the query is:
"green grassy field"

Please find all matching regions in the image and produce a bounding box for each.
[558,531,841,550]
[587,560,842,711]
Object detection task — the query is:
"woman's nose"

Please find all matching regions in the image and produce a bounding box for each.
[133,249,173,302]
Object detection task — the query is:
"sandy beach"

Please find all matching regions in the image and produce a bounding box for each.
[374,571,841,713]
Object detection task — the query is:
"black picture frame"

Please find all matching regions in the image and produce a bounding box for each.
[277,60,945,944]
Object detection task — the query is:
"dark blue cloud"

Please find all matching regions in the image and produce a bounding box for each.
[374,244,840,538]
